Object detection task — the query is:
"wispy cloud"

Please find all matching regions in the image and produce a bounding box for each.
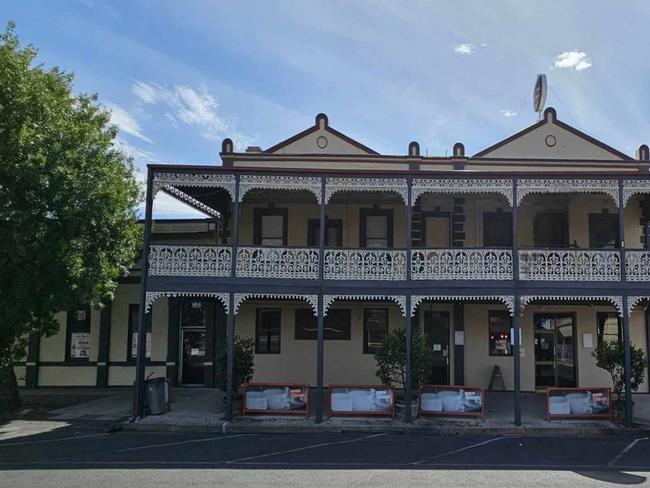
[499,109,517,118]
[131,81,249,144]
[553,51,592,71]
[453,43,475,55]
[106,103,152,143]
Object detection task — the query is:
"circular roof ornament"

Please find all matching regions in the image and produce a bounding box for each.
[316,135,328,149]
[545,135,556,147]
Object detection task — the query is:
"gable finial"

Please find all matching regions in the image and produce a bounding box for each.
[544,107,557,122]
[408,141,420,156]
[453,142,465,157]
[221,138,234,154]
[315,113,328,129]
[637,144,649,161]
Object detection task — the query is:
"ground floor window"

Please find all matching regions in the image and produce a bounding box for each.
[488,311,512,356]
[363,308,389,354]
[128,304,152,360]
[596,312,622,346]
[66,305,91,361]
[256,308,281,354]
[294,308,351,340]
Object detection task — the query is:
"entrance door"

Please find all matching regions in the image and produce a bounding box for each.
[534,314,576,388]
[423,311,450,385]
[180,328,206,385]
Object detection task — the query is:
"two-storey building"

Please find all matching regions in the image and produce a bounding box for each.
[18,107,650,426]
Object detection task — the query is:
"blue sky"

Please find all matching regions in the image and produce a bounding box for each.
[4,1,650,217]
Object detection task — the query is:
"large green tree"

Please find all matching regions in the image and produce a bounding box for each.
[0,22,141,418]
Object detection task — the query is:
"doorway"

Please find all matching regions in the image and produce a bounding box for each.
[422,212,451,247]
[534,313,576,388]
[180,327,206,385]
[423,311,451,385]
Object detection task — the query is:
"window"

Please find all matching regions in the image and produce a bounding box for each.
[533,212,569,247]
[255,308,281,354]
[360,209,393,248]
[589,214,619,249]
[363,308,389,354]
[489,311,512,356]
[253,208,287,246]
[294,308,351,340]
[128,304,152,360]
[422,212,451,247]
[483,212,513,247]
[597,312,622,346]
[307,219,343,247]
[181,300,208,327]
[66,305,91,361]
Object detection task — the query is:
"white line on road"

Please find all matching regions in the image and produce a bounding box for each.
[411,436,511,465]
[607,437,648,467]
[0,433,109,447]
[116,433,254,452]
[225,432,387,464]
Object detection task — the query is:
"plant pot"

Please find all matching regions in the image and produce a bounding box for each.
[396,401,418,419]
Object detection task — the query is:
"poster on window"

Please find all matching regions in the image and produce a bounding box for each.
[70,332,90,359]
[131,332,152,358]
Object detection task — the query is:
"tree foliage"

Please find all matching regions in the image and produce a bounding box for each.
[0,22,141,415]
[592,340,646,398]
[374,328,431,390]
[215,336,255,397]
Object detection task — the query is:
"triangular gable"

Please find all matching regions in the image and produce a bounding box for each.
[473,107,632,160]
[264,113,378,155]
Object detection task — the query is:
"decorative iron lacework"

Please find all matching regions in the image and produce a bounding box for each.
[233,294,318,315]
[323,295,407,317]
[518,250,621,281]
[145,291,229,313]
[627,296,650,316]
[325,177,408,204]
[520,295,623,317]
[622,179,650,207]
[152,173,236,201]
[161,186,220,217]
[238,175,321,203]
[411,178,513,206]
[516,178,619,206]
[411,295,514,317]
[411,249,513,280]
[236,247,319,279]
[625,251,650,281]
[149,245,231,277]
[324,249,407,281]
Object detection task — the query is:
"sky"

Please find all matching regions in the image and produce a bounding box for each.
[4,1,650,218]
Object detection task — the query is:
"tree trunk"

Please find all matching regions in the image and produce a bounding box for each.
[0,363,21,421]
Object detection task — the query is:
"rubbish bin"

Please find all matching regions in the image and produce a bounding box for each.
[146,377,169,415]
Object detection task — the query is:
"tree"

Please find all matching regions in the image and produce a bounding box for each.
[374,328,431,392]
[592,340,646,399]
[0,22,141,419]
[215,336,255,397]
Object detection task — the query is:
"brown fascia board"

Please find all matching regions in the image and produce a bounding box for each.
[472,107,633,160]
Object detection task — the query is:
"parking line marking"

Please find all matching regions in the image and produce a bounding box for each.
[411,436,510,465]
[226,432,387,464]
[115,433,254,452]
[608,437,648,467]
[0,433,109,447]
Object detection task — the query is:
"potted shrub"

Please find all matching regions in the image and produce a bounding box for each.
[592,340,646,421]
[215,336,255,401]
[374,328,431,418]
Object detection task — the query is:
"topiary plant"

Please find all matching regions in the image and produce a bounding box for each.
[374,328,431,391]
[215,336,255,397]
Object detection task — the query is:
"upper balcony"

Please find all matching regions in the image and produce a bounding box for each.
[145,172,650,285]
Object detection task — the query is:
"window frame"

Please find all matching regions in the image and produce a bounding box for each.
[127,304,152,362]
[533,212,569,247]
[253,207,288,246]
[363,308,389,354]
[589,213,620,249]
[421,210,451,248]
[596,311,622,346]
[65,305,92,362]
[488,310,513,357]
[359,208,393,248]
[294,308,351,340]
[255,308,281,354]
[483,211,513,247]
[307,218,343,247]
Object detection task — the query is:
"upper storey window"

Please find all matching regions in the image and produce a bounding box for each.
[254,208,288,246]
[360,209,393,248]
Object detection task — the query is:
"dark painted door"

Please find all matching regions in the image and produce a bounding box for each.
[180,328,206,385]
[423,311,451,385]
[534,313,576,388]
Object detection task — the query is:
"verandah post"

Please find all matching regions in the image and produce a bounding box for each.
[404,177,413,422]
[618,178,632,427]
[225,174,240,421]
[315,176,326,423]
[134,166,154,419]
[511,178,521,426]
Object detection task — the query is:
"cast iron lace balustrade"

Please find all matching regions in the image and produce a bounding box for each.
[411,249,513,280]
[625,251,650,281]
[236,247,320,279]
[518,249,621,281]
[324,249,407,280]
[148,245,232,277]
